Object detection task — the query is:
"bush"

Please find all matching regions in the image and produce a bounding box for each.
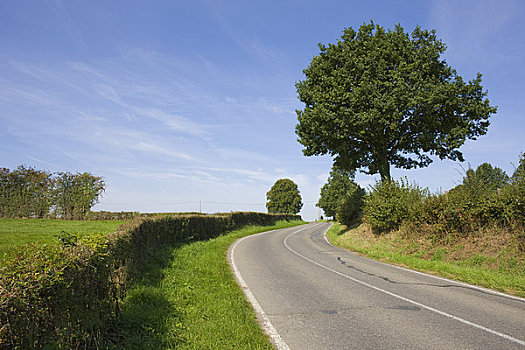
[336,184,365,226]
[364,179,427,232]
[409,159,524,234]
[0,212,300,348]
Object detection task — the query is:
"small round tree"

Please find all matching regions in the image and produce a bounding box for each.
[266,179,303,214]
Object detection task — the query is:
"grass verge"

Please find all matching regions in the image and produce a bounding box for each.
[113,220,306,349]
[326,222,525,298]
[0,218,126,254]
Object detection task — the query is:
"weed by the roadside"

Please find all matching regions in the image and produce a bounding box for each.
[326,222,525,297]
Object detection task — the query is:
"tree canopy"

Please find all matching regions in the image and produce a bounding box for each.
[0,166,105,219]
[463,163,509,192]
[296,21,497,180]
[512,153,525,184]
[317,167,355,218]
[266,178,303,214]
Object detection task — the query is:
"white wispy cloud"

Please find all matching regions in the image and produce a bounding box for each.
[136,108,206,136]
[132,141,193,160]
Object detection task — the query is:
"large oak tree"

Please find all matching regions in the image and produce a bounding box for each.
[296,22,497,180]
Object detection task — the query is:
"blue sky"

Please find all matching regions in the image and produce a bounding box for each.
[1,0,524,220]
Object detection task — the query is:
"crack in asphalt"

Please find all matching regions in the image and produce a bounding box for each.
[335,256,524,303]
[265,304,422,317]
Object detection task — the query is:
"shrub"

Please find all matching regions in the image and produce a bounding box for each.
[364,178,427,232]
[410,159,524,234]
[0,212,300,348]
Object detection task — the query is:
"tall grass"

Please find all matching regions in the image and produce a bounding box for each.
[326,223,525,297]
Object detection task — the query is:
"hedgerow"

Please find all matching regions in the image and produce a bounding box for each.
[409,159,525,235]
[359,154,525,238]
[0,212,300,348]
[363,178,427,232]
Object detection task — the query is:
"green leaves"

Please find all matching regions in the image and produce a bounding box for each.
[317,167,356,218]
[0,212,301,348]
[296,21,497,180]
[364,178,427,232]
[0,166,105,219]
[266,179,303,214]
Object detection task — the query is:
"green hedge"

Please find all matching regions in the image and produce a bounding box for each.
[364,179,427,232]
[85,211,206,221]
[0,212,300,348]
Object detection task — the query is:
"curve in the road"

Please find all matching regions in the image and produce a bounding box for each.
[283,225,525,347]
[230,222,525,349]
[230,227,296,350]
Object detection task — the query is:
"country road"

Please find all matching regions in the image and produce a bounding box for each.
[229,222,525,350]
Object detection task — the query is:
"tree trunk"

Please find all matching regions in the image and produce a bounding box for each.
[378,155,391,182]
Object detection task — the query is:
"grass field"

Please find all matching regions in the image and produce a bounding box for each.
[326,222,525,298]
[114,220,306,349]
[0,218,126,255]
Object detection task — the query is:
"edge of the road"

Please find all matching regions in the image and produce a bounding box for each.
[322,222,525,303]
[228,222,323,350]
[284,223,525,346]
[230,221,525,349]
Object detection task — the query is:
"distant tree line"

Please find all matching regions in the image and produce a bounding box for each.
[0,166,105,219]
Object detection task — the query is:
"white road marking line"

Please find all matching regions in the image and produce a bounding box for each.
[229,223,322,350]
[284,225,525,347]
[322,227,525,303]
[322,223,335,247]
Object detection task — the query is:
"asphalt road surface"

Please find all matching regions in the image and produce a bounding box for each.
[229,222,525,350]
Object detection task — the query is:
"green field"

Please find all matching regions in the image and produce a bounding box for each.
[115,220,306,349]
[0,218,126,255]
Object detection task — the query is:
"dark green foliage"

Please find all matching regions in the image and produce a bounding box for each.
[462,163,509,195]
[56,230,79,247]
[0,212,300,348]
[266,179,303,214]
[335,184,366,226]
[0,166,105,220]
[0,166,53,218]
[364,179,427,232]
[296,21,497,180]
[53,172,105,220]
[509,153,525,225]
[512,153,525,185]
[317,167,355,218]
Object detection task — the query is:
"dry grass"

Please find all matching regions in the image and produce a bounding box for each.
[327,222,525,297]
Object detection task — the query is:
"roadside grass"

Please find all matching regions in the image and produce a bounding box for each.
[326,222,525,298]
[0,218,126,255]
[114,220,306,349]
